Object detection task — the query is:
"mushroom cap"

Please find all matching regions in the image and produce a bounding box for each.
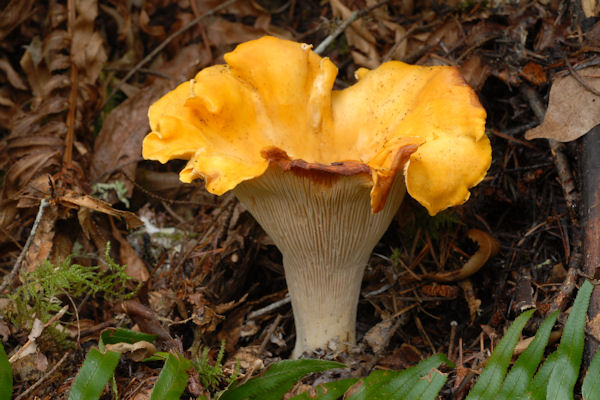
[143,36,490,215]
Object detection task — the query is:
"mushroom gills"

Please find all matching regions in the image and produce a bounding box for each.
[234,164,407,358]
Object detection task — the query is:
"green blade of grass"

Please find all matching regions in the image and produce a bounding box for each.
[289,378,358,400]
[404,368,449,400]
[582,345,600,400]
[495,311,559,400]
[68,348,121,400]
[99,328,156,346]
[524,350,560,400]
[546,280,593,400]
[150,352,192,400]
[346,353,453,400]
[0,341,12,400]
[466,309,535,400]
[220,359,345,400]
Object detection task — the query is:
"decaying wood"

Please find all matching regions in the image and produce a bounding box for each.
[583,124,600,356]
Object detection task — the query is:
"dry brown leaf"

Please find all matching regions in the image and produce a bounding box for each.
[44,30,70,62]
[0,149,61,201]
[99,2,132,43]
[118,300,172,341]
[426,18,463,51]
[138,8,165,39]
[330,0,379,68]
[589,312,600,342]
[59,191,143,229]
[385,22,408,60]
[363,318,401,354]
[193,305,225,333]
[0,0,36,41]
[51,231,75,265]
[225,346,264,374]
[10,352,47,382]
[460,54,491,91]
[587,21,600,44]
[23,203,58,273]
[217,307,248,352]
[206,18,267,46]
[71,0,107,84]
[0,57,27,90]
[0,90,14,108]
[105,340,157,362]
[0,313,9,342]
[459,279,481,325]
[90,43,211,197]
[582,0,600,17]
[131,388,153,400]
[535,20,563,52]
[193,0,260,16]
[514,330,561,355]
[120,240,150,282]
[465,20,501,47]
[135,169,182,192]
[525,67,600,142]
[77,207,110,251]
[520,61,547,86]
[110,217,150,282]
[19,39,53,102]
[148,290,177,317]
[240,320,259,337]
[89,83,166,195]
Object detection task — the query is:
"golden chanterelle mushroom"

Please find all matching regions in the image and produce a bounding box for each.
[143,36,490,358]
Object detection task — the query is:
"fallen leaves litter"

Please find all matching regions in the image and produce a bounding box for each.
[105,341,157,362]
[526,67,600,142]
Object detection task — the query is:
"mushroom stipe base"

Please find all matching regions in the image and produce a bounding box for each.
[234,165,407,358]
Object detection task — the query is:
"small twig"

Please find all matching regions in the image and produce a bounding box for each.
[448,320,458,360]
[62,290,81,343]
[381,21,442,63]
[248,294,291,319]
[0,199,49,293]
[64,0,78,165]
[521,85,578,217]
[0,224,23,250]
[104,0,239,105]
[489,128,538,150]
[415,315,436,354]
[564,55,600,96]
[382,28,413,63]
[549,262,580,314]
[314,0,392,55]
[103,67,174,81]
[314,11,359,55]
[121,170,212,206]
[390,302,418,319]
[363,282,394,298]
[258,314,282,355]
[10,306,69,363]
[14,351,70,400]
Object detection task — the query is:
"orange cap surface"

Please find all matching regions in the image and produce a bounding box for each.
[143,36,490,215]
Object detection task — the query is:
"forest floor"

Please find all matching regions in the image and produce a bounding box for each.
[1,0,600,399]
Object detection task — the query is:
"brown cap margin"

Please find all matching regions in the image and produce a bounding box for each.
[261,147,371,185]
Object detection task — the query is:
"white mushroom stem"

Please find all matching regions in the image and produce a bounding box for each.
[234,165,406,358]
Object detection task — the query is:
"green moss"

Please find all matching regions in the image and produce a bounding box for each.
[3,243,136,337]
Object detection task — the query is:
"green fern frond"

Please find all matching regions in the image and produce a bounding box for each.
[3,242,136,330]
[193,339,228,391]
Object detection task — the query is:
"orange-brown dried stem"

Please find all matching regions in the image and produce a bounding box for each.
[424,229,499,282]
